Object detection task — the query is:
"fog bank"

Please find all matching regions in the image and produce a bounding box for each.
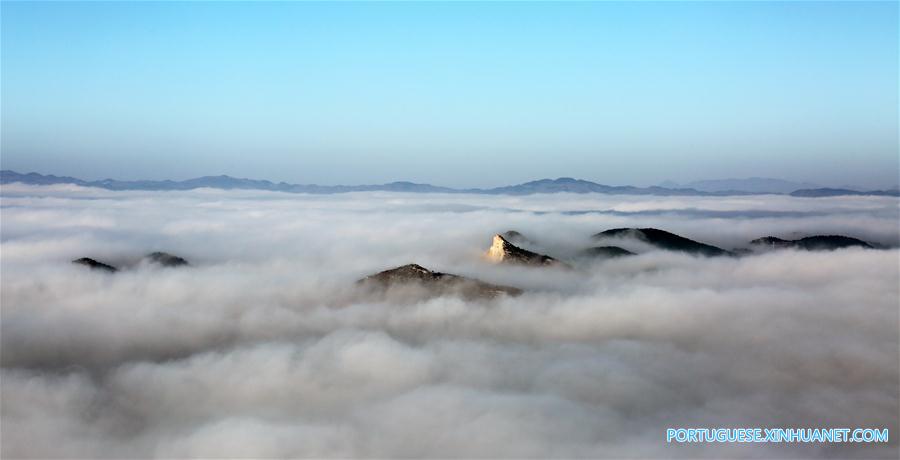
[2,185,898,458]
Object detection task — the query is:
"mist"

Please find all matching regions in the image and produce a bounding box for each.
[1,184,898,458]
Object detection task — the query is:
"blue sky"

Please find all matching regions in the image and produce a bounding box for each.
[2,1,897,188]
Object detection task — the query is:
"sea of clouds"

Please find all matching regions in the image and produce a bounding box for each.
[1,184,898,458]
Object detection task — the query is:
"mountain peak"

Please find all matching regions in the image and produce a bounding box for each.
[144,252,189,267]
[368,263,435,280]
[594,228,731,257]
[486,235,511,263]
[486,234,562,267]
[72,257,117,272]
[359,263,521,299]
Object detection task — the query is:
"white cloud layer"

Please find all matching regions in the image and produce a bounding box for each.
[1,185,898,458]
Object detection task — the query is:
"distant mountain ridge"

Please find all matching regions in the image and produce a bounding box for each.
[789,188,900,197]
[2,170,897,197]
[665,177,822,194]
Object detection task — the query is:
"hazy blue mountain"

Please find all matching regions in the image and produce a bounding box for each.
[1,170,458,194]
[478,177,714,196]
[3,170,898,197]
[2,171,88,186]
[677,177,821,194]
[789,188,900,197]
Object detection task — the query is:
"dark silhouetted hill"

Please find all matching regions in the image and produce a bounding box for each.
[358,263,521,300]
[580,246,635,259]
[594,228,730,256]
[72,257,117,272]
[750,235,873,251]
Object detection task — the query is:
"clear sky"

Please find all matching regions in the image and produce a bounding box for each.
[2,1,897,188]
